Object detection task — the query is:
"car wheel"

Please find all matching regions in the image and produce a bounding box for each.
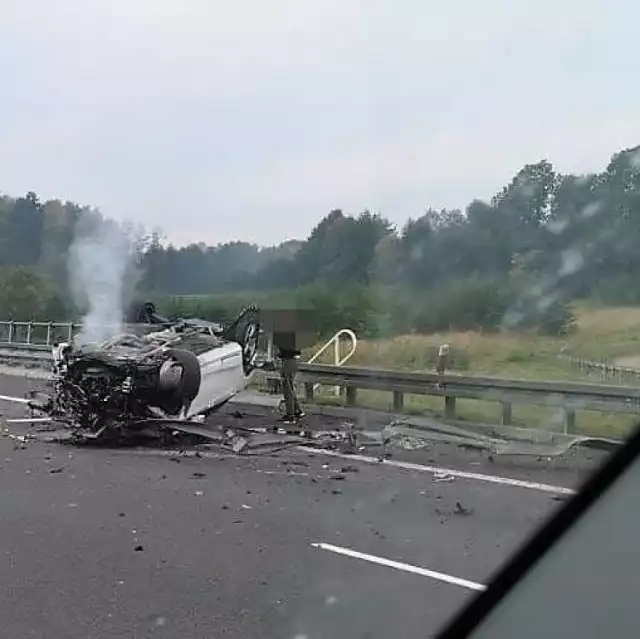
[235,309,260,376]
[165,348,202,405]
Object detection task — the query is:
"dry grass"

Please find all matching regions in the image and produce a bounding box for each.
[570,305,640,361]
[298,304,640,439]
[307,304,640,379]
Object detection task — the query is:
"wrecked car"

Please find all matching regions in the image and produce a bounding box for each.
[42,302,262,440]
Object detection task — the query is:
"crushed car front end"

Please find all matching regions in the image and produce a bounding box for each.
[44,303,262,440]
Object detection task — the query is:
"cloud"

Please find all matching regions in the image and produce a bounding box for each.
[1,0,639,245]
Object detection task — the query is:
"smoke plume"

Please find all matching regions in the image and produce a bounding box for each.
[67,216,136,346]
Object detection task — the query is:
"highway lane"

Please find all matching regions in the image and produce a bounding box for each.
[0,372,610,638]
[0,369,609,487]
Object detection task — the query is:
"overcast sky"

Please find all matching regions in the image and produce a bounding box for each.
[1,1,638,246]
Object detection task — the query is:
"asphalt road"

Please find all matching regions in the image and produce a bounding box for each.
[0,373,610,639]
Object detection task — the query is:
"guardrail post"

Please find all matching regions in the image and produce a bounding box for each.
[46,322,53,346]
[501,401,512,425]
[564,408,576,434]
[444,395,456,419]
[26,322,33,344]
[393,390,404,412]
[346,386,357,407]
[8,321,14,343]
[305,382,314,402]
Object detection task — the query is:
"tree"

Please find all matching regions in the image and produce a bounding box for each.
[0,266,68,320]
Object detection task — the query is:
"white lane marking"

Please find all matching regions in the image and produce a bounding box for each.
[312,542,486,591]
[5,417,52,424]
[0,394,32,404]
[298,447,576,495]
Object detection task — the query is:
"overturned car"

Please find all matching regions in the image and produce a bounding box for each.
[42,302,262,441]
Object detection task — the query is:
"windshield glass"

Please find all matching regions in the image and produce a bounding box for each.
[0,2,636,637]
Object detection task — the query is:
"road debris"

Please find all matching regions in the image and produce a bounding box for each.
[434,471,455,483]
[454,501,473,516]
[49,466,65,474]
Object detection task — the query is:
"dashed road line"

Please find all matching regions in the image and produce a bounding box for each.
[311,542,486,591]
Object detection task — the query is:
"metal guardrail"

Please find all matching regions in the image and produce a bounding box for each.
[0,320,188,349]
[2,341,639,434]
[0,321,77,347]
[293,363,640,434]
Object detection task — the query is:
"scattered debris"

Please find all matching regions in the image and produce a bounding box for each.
[331,489,342,495]
[191,472,206,479]
[230,436,248,454]
[49,466,65,474]
[434,507,448,524]
[194,491,204,496]
[458,442,487,452]
[340,465,359,473]
[134,545,144,552]
[282,460,309,468]
[454,501,473,516]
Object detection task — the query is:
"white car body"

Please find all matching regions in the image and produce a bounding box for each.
[189,340,248,417]
[48,303,261,432]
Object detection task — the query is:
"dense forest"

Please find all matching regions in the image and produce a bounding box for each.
[2,144,640,337]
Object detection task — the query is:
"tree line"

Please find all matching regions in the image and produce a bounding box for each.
[2,144,640,336]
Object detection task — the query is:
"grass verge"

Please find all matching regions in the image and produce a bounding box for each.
[290,305,640,440]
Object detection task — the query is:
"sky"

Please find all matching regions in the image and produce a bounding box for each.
[1,0,639,247]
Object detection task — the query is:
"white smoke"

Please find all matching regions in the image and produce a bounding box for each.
[67,216,135,347]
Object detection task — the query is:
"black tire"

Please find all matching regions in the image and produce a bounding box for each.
[226,306,260,376]
[165,348,202,404]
